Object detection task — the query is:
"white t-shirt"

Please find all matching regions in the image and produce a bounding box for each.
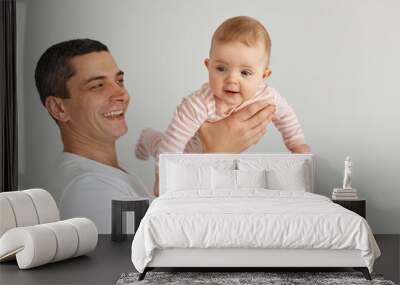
[46,152,151,234]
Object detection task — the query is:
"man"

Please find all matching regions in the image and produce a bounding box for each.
[35,39,275,233]
[35,39,150,234]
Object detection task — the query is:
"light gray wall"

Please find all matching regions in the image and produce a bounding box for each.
[17,0,400,234]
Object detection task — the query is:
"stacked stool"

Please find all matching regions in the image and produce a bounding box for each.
[0,189,98,269]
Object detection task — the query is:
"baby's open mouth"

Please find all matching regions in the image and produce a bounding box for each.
[224,90,240,95]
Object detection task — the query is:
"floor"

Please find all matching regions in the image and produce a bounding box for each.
[0,235,398,285]
[375,235,400,283]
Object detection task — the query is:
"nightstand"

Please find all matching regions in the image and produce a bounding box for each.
[332,199,366,218]
[111,197,149,242]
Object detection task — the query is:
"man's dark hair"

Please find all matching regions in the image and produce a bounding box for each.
[34,39,109,105]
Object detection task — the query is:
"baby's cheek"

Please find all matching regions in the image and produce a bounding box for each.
[209,79,220,95]
[245,85,260,99]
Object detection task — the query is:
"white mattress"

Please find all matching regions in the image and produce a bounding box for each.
[131,190,380,273]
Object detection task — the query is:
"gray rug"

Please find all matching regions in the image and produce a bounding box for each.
[116,271,396,285]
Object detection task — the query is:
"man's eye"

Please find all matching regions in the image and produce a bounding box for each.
[241,70,252,77]
[117,79,124,86]
[216,66,225,73]
[91,83,103,90]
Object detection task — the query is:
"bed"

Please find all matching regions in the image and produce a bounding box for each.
[131,153,380,280]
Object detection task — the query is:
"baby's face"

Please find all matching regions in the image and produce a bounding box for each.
[205,41,270,109]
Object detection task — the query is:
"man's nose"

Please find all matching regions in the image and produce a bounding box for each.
[109,83,129,102]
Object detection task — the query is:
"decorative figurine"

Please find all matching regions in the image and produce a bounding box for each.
[332,156,358,200]
[342,156,352,190]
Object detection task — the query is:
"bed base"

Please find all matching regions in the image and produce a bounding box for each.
[138,267,371,281]
[138,248,372,281]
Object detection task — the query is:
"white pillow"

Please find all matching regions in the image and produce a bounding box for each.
[237,169,268,189]
[211,169,268,190]
[238,159,309,192]
[266,164,307,191]
[166,162,212,191]
[212,168,237,190]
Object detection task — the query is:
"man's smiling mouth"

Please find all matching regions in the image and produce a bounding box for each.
[103,110,124,119]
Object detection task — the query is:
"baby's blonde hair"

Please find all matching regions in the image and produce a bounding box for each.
[210,16,271,66]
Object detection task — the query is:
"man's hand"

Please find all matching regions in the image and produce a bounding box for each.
[198,101,276,153]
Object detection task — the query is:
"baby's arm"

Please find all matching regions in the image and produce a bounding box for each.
[270,88,310,153]
[158,93,209,157]
[154,92,209,196]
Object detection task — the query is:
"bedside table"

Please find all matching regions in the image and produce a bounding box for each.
[332,199,366,218]
[111,197,149,242]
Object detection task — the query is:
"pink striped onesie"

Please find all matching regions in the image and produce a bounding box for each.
[136,82,306,162]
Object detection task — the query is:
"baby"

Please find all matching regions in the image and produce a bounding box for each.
[136,16,310,194]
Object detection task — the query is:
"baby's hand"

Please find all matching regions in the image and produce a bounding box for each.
[290,144,311,154]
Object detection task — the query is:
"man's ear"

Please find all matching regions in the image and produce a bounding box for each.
[45,96,70,122]
[204,58,210,69]
[263,68,272,79]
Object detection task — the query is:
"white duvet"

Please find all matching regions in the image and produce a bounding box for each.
[131,190,380,273]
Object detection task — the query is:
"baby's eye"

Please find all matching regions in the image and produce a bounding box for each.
[241,70,252,77]
[216,66,226,73]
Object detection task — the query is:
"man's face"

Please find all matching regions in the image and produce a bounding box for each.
[62,51,130,143]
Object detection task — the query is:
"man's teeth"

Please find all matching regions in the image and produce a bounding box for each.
[103,110,124,118]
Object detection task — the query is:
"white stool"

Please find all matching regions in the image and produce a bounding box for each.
[0,189,98,269]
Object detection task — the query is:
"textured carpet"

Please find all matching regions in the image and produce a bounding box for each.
[116,271,396,285]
